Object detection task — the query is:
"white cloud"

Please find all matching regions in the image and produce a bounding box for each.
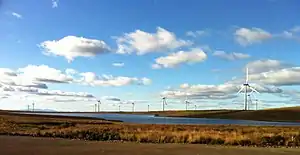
[78,72,151,87]
[101,96,121,102]
[17,65,73,84]
[248,67,300,86]
[151,64,162,69]
[186,30,208,38]
[246,59,289,74]
[152,48,207,69]
[112,62,125,67]
[162,81,283,100]
[1,65,151,88]
[39,36,111,62]
[65,68,77,75]
[0,68,17,76]
[235,27,272,46]
[213,51,250,60]
[280,26,300,41]
[141,77,152,85]
[291,26,300,33]
[11,12,22,19]
[115,27,192,55]
[180,83,189,89]
[52,0,59,8]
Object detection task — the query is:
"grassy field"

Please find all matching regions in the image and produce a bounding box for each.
[117,106,300,122]
[2,136,300,155]
[1,110,300,147]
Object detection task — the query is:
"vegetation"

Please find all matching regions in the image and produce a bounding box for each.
[119,106,300,122]
[1,111,300,147]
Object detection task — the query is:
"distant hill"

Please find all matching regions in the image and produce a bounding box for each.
[152,106,300,122]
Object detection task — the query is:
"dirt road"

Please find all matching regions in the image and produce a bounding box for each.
[1,136,299,155]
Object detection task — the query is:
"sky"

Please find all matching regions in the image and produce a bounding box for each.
[0,0,300,112]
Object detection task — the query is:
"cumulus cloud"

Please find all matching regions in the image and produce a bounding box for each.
[0,68,17,76]
[112,62,125,67]
[213,51,250,61]
[1,65,151,88]
[39,36,111,62]
[246,59,290,74]
[248,67,300,86]
[101,96,121,102]
[152,48,207,69]
[78,72,151,87]
[52,0,59,8]
[162,81,283,101]
[115,27,192,55]
[186,30,208,38]
[280,26,300,41]
[0,85,94,98]
[235,27,272,46]
[17,65,73,84]
[11,12,22,19]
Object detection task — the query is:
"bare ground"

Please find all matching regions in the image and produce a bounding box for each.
[1,136,300,155]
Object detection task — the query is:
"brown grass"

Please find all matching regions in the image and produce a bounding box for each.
[1,111,300,147]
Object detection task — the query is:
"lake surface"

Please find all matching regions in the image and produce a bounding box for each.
[18,112,300,126]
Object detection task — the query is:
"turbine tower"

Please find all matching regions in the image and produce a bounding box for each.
[237,67,259,110]
[32,101,35,112]
[249,89,260,110]
[162,97,167,111]
[132,102,135,112]
[97,100,101,112]
[147,104,150,112]
[184,95,191,111]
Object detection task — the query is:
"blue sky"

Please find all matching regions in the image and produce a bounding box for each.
[0,0,300,112]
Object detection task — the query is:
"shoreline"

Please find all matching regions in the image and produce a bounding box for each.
[8,108,300,123]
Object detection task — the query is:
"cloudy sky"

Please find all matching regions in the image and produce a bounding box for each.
[0,0,300,112]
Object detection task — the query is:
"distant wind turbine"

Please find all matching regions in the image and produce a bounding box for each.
[161,97,167,111]
[249,89,260,110]
[97,100,101,112]
[184,95,191,111]
[32,101,35,112]
[132,102,135,112]
[237,67,260,110]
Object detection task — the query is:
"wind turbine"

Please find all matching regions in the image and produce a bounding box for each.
[32,101,35,112]
[132,102,135,112]
[147,104,150,112]
[161,97,167,111]
[249,89,260,110]
[184,95,191,111]
[237,67,259,110]
[97,100,101,112]
[94,103,97,112]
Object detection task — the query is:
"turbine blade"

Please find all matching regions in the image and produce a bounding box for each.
[237,86,244,94]
[249,86,260,94]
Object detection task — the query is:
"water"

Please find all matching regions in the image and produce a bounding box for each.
[17,112,300,126]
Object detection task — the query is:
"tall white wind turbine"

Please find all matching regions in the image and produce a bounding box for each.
[161,97,167,111]
[237,67,259,110]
